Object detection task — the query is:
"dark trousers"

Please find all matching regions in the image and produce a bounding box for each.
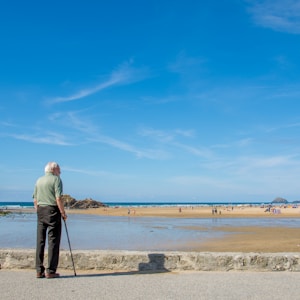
[36,205,62,274]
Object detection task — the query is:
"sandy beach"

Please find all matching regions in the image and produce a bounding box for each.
[66,204,300,219]
[7,204,300,252]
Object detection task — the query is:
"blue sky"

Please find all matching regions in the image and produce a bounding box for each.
[1,0,300,203]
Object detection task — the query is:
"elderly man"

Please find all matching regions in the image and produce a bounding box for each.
[33,162,67,279]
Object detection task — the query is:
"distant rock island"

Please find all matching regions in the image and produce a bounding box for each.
[270,197,300,204]
[61,194,107,209]
[271,197,288,204]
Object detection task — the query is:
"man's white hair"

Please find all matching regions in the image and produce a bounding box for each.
[44,162,59,173]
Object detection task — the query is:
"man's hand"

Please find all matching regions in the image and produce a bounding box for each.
[61,213,67,220]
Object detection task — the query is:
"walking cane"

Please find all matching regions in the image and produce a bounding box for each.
[63,219,77,276]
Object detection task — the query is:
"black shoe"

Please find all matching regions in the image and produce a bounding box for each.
[46,273,60,279]
[36,272,45,278]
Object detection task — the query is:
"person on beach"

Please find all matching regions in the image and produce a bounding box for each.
[33,162,67,279]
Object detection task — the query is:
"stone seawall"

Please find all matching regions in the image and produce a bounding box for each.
[1,249,300,272]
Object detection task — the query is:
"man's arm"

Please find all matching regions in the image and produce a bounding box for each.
[56,196,67,220]
[33,198,38,210]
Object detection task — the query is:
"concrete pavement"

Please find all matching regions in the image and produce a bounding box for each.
[1,269,300,300]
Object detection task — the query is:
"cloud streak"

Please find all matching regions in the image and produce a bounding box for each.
[89,135,169,160]
[264,121,300,133]
[247,0,300,34]
[57,112,169,159]
[167,153,300,197]
[139,127,195,142]
[48,60,149,104]
[168,51,206,74]
[8,132,71,146]
[62,166,130,179]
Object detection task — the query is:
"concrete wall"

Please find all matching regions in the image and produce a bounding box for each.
[1,249,300,272]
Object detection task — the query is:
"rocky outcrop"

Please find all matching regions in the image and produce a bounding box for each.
[62,195,107,209]
[1,249,300,272]
[272,197,288,204]
[61,194,77,207]
[71,198,107,209]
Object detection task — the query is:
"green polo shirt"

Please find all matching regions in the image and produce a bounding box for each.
[33,172,63,206]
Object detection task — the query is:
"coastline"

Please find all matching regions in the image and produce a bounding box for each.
[4,202,300,219]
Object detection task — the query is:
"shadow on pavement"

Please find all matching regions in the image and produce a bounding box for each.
[61,253,170,278]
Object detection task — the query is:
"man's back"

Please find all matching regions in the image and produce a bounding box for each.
[34,172,62,206]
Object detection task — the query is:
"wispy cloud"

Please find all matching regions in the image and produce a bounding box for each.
[247,0,300,34]
[211,138,254,150]
[0,121,17,127]
[168,51,206,74]
[167,154,300,198]
[64,114,213,160]
[8,132,71,146]
[139,128,177,142]
[264,121,300,133]
[237,155,297,170]
[202,154,299,175]
[47,60,149,104]
[139,127,195,142]
[141,95,181,105]
[62,166,131,179]
[62,167,109,176]
[173,142,213,158]
[168,175,242,191]
[50,110,100,136]
[89,135,169,160]
[138,126,213,158]
[53,111,169,159]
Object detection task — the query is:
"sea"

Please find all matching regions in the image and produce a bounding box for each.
[0,201,266,209]
[1,201,299,251]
